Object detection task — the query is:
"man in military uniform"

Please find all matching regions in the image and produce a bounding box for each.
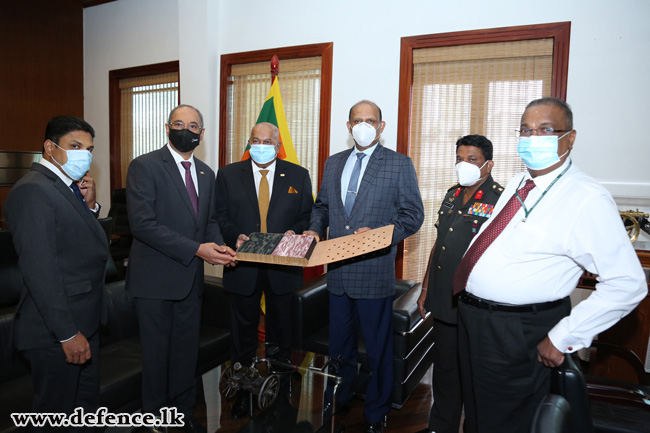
[416,134,503,433]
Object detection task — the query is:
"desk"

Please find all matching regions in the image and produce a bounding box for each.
[577,248,650,382]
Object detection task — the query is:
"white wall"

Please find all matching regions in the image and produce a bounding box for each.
[85,0,650,214]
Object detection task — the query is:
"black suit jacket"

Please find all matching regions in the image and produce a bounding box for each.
[215,158,313,296]
[125,145,224,300]
[5,163,109,350]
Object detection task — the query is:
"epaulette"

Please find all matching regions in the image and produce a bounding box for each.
[447,183,460,192]
[490,182,504,196]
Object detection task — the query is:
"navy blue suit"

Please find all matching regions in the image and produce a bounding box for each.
[309,144,424,422]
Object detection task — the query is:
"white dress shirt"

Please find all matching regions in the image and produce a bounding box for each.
[466,158,647,353]
[167,143,199,196]
[251,159,276,199]
[340,144,379,206]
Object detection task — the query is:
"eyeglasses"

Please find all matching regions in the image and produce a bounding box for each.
[249,138,275,145]
[169,121,203,134]
[517,127,571,137]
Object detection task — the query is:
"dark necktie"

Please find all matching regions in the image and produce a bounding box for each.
[344,153,366,217]
[452,179,536,295]
[181,161,198,216]
[258,169,269,233]
[70,181,89,213]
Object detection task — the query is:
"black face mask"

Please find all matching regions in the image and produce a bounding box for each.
[169,129,201,153]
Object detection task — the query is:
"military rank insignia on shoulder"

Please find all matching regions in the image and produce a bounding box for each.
[467,202,495,218]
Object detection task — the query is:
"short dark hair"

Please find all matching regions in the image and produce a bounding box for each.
[349,100,382,122]
[525,97,573,130]
[455,134,493,161]
[43,116,95,152]
[168,104,204,127]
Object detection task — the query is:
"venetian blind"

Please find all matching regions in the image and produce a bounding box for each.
[226,57,321,196]
[119,72,179,187]
[403,38,553,282]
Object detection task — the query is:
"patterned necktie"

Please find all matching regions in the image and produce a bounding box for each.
[70,181,89,213]
[181,161,198,216]
[452,179,536,295]
[259,169,270,233]
[344,153,366,217]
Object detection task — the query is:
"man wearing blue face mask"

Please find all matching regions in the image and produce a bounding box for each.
[453,98,647,432]
[5,116,109,428]
[215,122,313,419]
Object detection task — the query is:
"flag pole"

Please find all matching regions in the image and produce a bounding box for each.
[271,55,279,84]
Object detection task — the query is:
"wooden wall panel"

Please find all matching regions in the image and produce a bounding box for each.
[0,0,84,153]
[0,0,83,222]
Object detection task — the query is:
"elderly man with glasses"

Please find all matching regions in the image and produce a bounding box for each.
[453,97,647,432]
[126,104,236,433]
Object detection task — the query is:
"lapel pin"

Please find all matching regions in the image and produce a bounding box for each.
[280,173,285,177]
[200,171,205,175]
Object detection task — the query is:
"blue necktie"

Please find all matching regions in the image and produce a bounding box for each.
[344,153,366,217]
[70,181,89,213]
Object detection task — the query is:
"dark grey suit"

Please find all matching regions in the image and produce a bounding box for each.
[126,145,223,417]
[5,162,108,420]
[309,144,424,422]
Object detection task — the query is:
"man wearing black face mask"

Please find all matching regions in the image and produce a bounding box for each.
[415,135,502,433]
[126,104,236,433]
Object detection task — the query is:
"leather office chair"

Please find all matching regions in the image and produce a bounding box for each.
[550,354,595,433]
[107,188,131,279]
[531,394,571,433]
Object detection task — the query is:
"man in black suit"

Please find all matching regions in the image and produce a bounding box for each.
[215,122,313,417]
[126,104,235,433]
[5,116,108,431]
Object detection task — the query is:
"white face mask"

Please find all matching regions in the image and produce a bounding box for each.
[351,122,379,148]
[455,160,488,186]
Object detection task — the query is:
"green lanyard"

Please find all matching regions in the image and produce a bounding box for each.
[516,160,572,222]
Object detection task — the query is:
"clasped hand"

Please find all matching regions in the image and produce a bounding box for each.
[197,242,236,266]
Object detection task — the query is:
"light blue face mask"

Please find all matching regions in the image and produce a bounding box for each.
[249,144,277,165]
[517,131,570,170]
[51,143,92,180]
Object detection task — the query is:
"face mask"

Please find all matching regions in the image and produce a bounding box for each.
[249,144,277,165]
[517,131,571,170]
[351,122,379,148]
[169,128,201,153]
[51,143,92,180]
[455,161,488,186]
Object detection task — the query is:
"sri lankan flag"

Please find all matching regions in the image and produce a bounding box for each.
[241,78,300,165]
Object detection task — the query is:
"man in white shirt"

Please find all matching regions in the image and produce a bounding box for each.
[453,97,647,432]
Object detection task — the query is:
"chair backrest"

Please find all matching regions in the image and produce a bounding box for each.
[551,354,595,433]
[531,394,571,433]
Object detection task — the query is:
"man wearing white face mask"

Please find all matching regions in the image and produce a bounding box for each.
[305,100,424,433]
[415,135,502,433]
[5,116,109,428]
[215,122,313,418]
[453,98,647,432]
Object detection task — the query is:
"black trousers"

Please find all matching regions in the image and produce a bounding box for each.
[23,333,100,432]
[458,297,571,433]
[229,268,293,364]
[428,319,463,433]
[135,282,202,418]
